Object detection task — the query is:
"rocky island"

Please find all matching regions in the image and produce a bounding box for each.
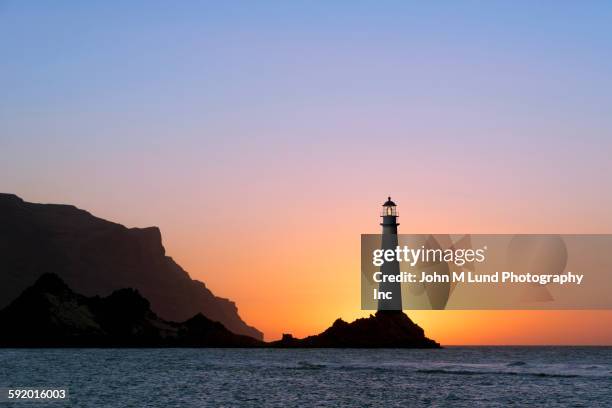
[272,312,440,348]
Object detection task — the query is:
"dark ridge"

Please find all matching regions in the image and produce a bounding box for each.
[0,273,262,347]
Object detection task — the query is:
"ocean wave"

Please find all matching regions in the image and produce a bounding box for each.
[292,361,327,370]
[279,360,612,378]
[416,368,580,378]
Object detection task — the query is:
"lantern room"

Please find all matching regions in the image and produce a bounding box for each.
[381,196,398,217]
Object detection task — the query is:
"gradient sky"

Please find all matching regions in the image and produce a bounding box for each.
[2,2,612,343]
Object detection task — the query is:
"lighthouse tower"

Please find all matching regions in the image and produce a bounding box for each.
[378,197,402,310]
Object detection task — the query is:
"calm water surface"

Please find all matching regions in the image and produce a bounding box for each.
[0,347,610,407]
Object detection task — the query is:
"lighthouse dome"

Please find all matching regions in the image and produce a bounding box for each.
[382,197,396,207]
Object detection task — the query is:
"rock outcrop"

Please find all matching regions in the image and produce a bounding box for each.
[0,273,262,347]
[0,193,262,340]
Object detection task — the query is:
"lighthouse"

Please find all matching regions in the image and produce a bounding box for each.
[378,197,402,310]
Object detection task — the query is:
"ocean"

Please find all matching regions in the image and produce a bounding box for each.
[0,347,610,407]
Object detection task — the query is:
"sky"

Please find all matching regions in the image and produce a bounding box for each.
[1,1,612,343]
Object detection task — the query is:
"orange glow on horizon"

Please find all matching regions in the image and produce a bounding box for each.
[156,200,612,344]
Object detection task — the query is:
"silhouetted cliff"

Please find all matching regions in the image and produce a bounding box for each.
[0,193,262,340]
[0,273,262,347]
[271,311,440,348]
